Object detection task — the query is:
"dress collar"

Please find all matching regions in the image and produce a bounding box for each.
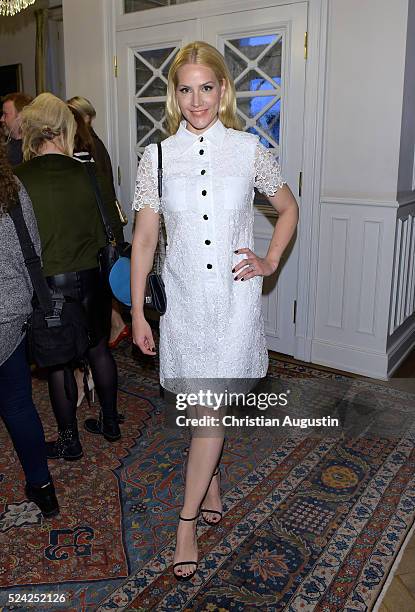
[174,118,226,154]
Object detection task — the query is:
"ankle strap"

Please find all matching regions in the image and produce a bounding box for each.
[179,513,199,521]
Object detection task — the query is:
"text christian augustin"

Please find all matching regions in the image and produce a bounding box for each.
[174,390,340,429]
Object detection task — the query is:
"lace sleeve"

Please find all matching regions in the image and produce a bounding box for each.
[132,145,160,213]
[254,143,286,196]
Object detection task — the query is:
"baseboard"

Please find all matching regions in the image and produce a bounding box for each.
[293,335,312,362]
[387,317,415,377]
[311,339,389,380]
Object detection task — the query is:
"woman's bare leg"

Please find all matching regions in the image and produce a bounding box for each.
[201,464,223,522]
[74,368,83,400]
[173,433,224,577]
[109,299,127,343]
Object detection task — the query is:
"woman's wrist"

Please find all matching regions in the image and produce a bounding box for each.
[264,254,280,274]
[131,307,146,321]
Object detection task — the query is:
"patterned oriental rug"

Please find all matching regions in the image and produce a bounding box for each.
[0,342,414,611]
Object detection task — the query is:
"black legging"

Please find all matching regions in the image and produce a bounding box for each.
[46,268,118,429]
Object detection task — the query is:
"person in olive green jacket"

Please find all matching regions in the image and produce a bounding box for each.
[15,93,124,460]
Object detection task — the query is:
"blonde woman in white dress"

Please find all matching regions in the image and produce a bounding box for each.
[131,41,298,580]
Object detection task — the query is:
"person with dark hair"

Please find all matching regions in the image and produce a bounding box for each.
[68,105,98,405]
[69,105,96,163]
[67,96,131,348]
[68,104,127,407]
[0,139,59,518]
[1,92,33,166]
[66,96,113,184]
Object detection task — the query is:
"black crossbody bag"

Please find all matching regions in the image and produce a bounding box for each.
[9,203,89,368]
[146,142,167,315]
[86,148,167,315]
[84,163,131,280]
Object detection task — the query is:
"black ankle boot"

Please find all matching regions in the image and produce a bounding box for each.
[46,423,83,460]
[84,410,121,442]
[25,480,60,518]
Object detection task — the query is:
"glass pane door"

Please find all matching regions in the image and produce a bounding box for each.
[116,20,199,235]
[203,4,307,355]
[134,45,177,155]
[225,34,283,152]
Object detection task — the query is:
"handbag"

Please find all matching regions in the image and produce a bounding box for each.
[84,162,130,281]
[144,141,167,314]
[107,143,167,315]
[9,203,90,368]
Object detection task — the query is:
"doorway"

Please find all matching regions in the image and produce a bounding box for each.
[116,2,307,355]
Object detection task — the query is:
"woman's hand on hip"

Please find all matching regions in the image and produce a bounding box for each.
[132,315,156,355]
[232,248,280,281]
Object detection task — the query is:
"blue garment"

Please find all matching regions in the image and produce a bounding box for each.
[0,339,50,486]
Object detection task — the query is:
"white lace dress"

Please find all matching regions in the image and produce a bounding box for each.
[133,119,285,394]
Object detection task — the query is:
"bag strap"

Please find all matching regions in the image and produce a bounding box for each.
[155,142,165,274]
[157,142,163,199]
[84,162,116,245]
[8,202,54,314]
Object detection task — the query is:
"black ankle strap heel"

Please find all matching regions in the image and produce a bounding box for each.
[201,467,223,526]
[173,513,199,581]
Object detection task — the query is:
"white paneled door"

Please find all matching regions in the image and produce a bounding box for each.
[116,2,306,355]
[116,20,200,231]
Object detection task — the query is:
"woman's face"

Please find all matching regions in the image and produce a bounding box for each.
[175,63,225,134]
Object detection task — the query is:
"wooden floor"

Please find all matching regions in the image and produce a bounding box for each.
[378,536,415,610]
[378,348,415,611]
[269,347,415,611]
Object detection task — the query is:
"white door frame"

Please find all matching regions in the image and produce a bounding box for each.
[103,0,329,365]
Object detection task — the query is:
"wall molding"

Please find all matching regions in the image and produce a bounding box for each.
[116,0,305,31]
[397,192,415,206]
[293,0,329,364]
[311,338,389,380]
[322,196,415,210]
[321,197,399,208]
[103,0,117,160]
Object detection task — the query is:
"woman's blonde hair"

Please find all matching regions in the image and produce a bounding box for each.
[67,96,96,121]
[165,41,242,135]
[21,93,76,160]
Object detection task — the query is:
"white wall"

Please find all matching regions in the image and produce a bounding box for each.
[398,0,415,198]
[321,0,408,202]
[0,5,38,96]
[62,0,112,148]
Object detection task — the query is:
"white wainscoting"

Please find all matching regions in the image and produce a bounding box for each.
[311,198,397,379]
[389,206,415,333]
[387,201,415,375]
